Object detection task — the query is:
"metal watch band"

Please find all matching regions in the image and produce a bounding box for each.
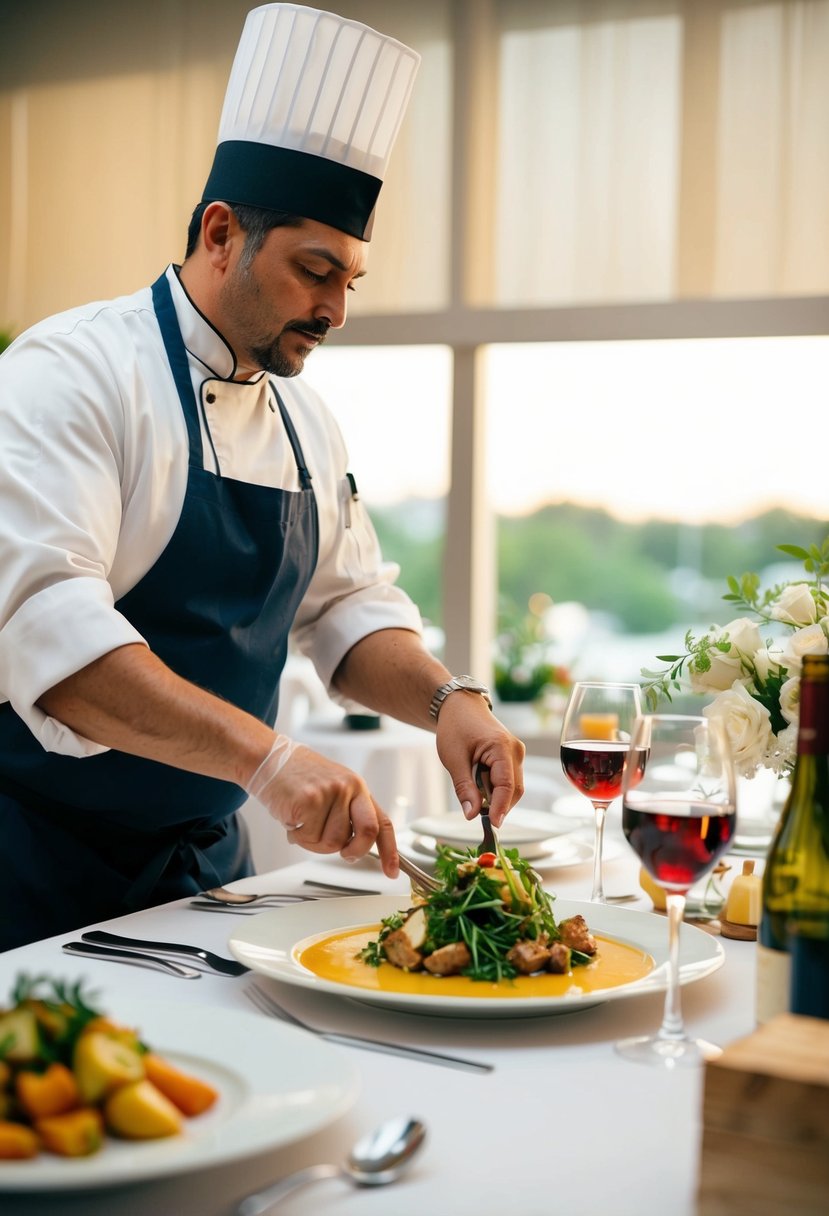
[429,676,493,722]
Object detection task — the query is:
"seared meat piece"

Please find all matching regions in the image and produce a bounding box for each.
[422,942,472,976]
[506,939,551,974]
[557,914,597,956]
[547,942,572,973]
[382,928,424,971]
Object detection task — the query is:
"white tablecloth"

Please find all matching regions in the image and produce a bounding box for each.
[0,818,760,1216]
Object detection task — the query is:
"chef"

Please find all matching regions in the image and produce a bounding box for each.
[0,4,524,950]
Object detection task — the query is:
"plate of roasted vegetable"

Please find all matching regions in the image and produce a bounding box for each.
[229,846,724,1019]
[0,976,358,1189]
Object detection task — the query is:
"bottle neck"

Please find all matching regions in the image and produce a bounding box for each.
[797,675,829,756]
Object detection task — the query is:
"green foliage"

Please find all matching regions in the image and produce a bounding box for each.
[0,328,14,355]
[641,535,829,734]
[367,498,829,637]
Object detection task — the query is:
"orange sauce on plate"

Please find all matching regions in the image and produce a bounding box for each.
[298,925,653,999]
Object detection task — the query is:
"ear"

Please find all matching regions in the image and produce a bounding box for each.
[200,202,242,269]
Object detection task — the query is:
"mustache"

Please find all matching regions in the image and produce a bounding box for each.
[283,319,331,340]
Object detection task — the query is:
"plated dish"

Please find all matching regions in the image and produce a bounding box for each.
[0,999,358,1191]
[229,895,724,1020]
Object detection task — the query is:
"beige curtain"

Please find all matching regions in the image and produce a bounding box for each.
[1,0,827,333]
[492,0,829,306]
[0,0,450,333]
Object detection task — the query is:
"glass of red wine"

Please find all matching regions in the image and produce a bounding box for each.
[560,681,643,902]
[616,714,736,1068]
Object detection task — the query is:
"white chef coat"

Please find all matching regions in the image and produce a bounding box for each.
[0,265,422,757]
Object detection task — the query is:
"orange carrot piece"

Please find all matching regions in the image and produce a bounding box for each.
[34,1108,104,1157]
[142,1053,219,1117]
[15,1063,80,1120]
[0,1120,40,1159]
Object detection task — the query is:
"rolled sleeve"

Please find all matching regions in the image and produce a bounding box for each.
[293,580,423,693]
[0,578,147,756]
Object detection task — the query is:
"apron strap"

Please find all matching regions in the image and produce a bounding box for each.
[151,271,205,469]
[272,383,314,491]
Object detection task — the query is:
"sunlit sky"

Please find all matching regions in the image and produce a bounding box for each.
[301,335,829,524]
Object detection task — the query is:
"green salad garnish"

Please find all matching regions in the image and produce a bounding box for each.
[359,841,595,983]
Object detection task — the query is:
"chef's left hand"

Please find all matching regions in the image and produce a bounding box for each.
[434,696,525,828]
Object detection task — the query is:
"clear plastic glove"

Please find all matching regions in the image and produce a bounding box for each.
[244,735,399,876]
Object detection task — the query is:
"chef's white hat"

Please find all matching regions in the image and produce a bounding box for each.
[201,4,420,240]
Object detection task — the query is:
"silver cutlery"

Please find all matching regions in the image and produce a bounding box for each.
[236,1115,426,1214]
[62,941,201,979]
[244,982,493,1074]
[81,929,248,977]
[197,880,382,909]
[301,879,382,896]
[474,762,498,855]
[367,847,441,901]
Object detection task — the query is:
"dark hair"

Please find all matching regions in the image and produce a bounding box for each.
[183,202,304,261]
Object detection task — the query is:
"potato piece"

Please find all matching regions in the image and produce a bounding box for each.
[0,1119,40,1159]
[80,1016,142,1051]
[0,1060,10,1090]
[0,1008,40,1063]
[16,1063,79,1120]
[73,1031,145,1105]
[104,1079,183,1140]
[35,1108,104,1157]
[143,1054,218,1117]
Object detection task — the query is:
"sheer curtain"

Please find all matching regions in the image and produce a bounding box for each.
[492,0,829,307]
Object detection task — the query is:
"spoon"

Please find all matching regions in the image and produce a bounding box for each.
[200,881,379,907]
[236,1115,426,1215]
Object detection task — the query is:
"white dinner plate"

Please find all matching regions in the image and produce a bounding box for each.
[0,999,359,1192]
[228,896,724,1020]
[401,826,608,871]
[408,807,575,854]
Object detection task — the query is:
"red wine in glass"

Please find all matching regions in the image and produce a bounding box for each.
[622,801,736,891]
[562,741,647,803]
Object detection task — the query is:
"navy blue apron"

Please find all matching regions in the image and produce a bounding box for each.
[0,271,319,949]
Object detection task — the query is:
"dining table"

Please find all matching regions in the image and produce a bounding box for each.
[0,808,762,1216]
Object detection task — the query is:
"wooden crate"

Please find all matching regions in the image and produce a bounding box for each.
[697,1013,829,1215]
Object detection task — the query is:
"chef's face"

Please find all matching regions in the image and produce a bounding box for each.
[219,218,368,379]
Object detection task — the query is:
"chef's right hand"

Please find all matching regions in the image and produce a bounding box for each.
[244,737,399,878]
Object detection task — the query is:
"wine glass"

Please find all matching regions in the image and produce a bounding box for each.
[615,714,737,1068]
[560,682,643,902]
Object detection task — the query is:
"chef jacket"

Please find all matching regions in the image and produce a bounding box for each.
[0,264,422,755]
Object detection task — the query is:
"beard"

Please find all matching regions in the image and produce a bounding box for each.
[250,320,329,377]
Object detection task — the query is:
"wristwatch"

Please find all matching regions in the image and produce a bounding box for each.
[429,675,493,722]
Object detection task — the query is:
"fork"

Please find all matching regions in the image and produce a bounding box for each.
[243,982,493,1073]
[474,762,498,855]
[368,848,441,901]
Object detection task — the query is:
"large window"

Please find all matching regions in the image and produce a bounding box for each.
[2,0,828,719]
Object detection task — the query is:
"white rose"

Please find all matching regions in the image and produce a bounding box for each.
[771,583,819,626]
[752,646,787,683]
[703,683,773,777]
[688,618,762,693]
[780,623,829,673]
[778,675,800,725]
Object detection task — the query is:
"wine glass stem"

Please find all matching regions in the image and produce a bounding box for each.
[658,892,687,1041]
[590,803,608,902]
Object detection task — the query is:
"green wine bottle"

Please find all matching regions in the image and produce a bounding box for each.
[756,653,829,1024]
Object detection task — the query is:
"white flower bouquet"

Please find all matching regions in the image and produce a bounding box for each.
[642,539,829,777]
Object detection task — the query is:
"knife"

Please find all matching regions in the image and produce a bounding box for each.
[63,941,202,979]
[81,930,248,977]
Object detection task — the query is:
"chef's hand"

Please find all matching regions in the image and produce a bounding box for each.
[434,697,526,828]
[245,736,399,877]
